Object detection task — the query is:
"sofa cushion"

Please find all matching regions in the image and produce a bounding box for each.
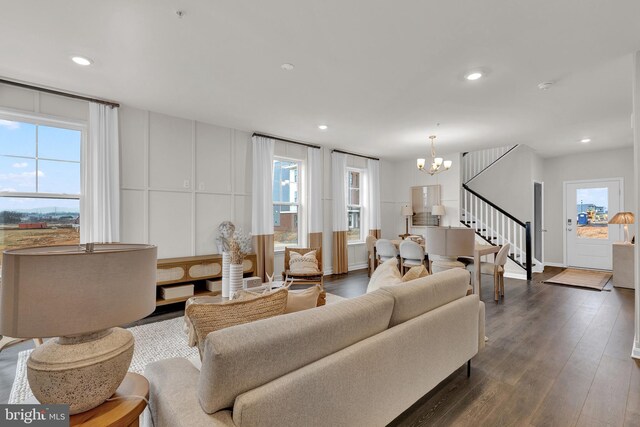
[402,264,430,282]
[284,285,322,313]
[197,289,395,414]
[382,268,470,327]
[366,257,401,293]
[186,288,289,357]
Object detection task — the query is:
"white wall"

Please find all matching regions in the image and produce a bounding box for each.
[0,83,385,275]
[467,145,543,223]
[119,106,380,274]
[543,146,635,265]
[0,83,88,123]
[390,152,462,236]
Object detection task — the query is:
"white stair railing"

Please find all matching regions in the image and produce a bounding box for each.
[460,186,532,279]
[462,145,517,184]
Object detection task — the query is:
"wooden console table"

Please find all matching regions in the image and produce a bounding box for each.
[155,253,257,307]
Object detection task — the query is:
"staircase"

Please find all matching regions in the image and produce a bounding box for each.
[459,145,534,280]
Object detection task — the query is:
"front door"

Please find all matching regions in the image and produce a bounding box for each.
[565,179,622,270]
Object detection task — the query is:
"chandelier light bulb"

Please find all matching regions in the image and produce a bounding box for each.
[417,158,426,169]
[434,157,444,166]
[443,160,452,169]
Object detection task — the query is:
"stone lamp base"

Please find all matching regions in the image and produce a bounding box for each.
[27,327,134,415]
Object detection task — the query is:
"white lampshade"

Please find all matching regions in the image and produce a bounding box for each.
[431,205,446,216]
[417,158,426,169]
[443,160,453,169]
[425,226,475,257]
[434,157,443,166]
[401,205,413,217]
[0,243,157,338]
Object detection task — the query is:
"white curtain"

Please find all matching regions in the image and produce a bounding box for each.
[331,152,348,232]
[307,147,323,235]
[367,158,381,235]
[251,136,274,235]
[251,135,275,280]
[331,151,349,273]
[81,103,120,243]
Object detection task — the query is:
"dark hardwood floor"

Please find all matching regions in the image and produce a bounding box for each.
[1,267,638,427]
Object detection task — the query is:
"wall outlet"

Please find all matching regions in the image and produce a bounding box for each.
[183,179,190,188]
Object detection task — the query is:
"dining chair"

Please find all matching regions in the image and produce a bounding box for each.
[365,235,378,277]
[399,240,426,274]
[375,239,398,264]
[465,243,510,301]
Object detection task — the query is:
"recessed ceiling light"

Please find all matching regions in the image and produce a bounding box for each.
[580,138,591,143]
[318,125,328,130]
[281,63,295,71]
[71,56,93,66]
[465,72,483,81]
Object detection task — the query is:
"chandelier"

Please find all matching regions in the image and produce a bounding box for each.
[416,135,452,175]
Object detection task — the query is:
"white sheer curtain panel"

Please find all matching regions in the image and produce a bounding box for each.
[81,103,120,243]
[367,158,381,237]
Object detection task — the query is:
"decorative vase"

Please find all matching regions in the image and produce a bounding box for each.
[229,263,244,298]
[222,252,230,298]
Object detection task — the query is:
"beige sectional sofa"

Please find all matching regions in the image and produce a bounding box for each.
[145,268,485,427]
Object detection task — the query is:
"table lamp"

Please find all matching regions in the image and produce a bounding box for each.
[401,205,413,236]
[0,243,157,414]
[431,205,446,225]
[608,212,635,243]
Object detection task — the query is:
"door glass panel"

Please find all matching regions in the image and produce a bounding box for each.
[576,188,608,239]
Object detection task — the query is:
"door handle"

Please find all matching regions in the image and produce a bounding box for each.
[541,229,548,232]
[567,228,572,231]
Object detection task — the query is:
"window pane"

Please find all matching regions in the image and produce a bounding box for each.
[273,160,299,203]
[348,206,361,241]
[38,160,80,194]
[349,171,360,189]
[38,126,81,161]
[0,197,80,268]
[0,156,37,192]
[576,188,608,239]
[349,188,360,205]
[0,120,36,158]
[274,204,298,246]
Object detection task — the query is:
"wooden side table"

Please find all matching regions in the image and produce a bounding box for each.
[71,372,149,427]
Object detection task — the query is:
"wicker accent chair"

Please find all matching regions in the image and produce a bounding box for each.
[282,247,324,287]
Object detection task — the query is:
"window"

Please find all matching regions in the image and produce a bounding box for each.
[0,117,82,267]
[347,169,363,242]
[273,158,301,247]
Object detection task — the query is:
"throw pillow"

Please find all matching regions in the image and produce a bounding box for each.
[289,250,320,274]
[186,287,289,358]
[284,285,322,313]
[367,257,402,293]
[402,265,430,282]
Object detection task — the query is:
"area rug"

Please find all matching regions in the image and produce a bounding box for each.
[9,292,346,404]
[544,268,612,291]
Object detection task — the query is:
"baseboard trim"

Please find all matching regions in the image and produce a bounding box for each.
[348,263,368,272]
[633,340,640,360]
[544,262,566,268]
[324,263,368,276]
[504,271,527,280]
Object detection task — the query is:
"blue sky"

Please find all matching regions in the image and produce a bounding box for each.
[0,119,80,195]
[576,187,608,210]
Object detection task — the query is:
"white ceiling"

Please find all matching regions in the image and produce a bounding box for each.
[1,1,640,159]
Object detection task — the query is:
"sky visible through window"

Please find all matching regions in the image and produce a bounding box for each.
[0,119,80,212]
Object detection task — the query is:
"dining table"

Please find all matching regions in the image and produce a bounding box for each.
[391,240,499,300]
